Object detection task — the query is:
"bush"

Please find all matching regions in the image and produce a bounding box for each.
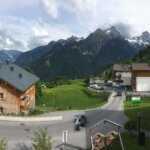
[84,77,90,86]
[32,128,51,150]
[0,139,7,150]
[125,121,137,133]
[126,95,132,101]
[56,107,66,111]
[28,108,44,116]
[36,82,42,103]
[68,105,72,110]
[83,88,109,101]
[19,111,25,116]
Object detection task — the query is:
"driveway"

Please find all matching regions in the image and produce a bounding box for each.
[0,92,127,150]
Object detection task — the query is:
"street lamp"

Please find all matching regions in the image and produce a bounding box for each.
[138,112,141,136]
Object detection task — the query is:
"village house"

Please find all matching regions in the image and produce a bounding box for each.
[114,63,150,92]
[132,63,150,92]
[0,63,39,114]
[113,64,132,88]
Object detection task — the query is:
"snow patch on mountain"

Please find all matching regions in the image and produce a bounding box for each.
[126,31,150,50]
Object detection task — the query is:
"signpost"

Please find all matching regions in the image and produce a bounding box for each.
[62,130,68,150]
[132,97,141,105]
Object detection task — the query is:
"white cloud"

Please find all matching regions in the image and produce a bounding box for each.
[28,24,73,49]
[32,27,48,36]
[41,0,59,19]
[0,20,29,51]
[1,0,150,51]
[42,0,150,37]
[5,38,13,45]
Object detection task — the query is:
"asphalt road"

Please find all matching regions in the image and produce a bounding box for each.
[0,92,127,150]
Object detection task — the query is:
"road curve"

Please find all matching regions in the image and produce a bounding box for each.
[0,92,127,150]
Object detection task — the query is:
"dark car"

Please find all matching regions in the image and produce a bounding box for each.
[116,91,122,96]
[73,114,87,130]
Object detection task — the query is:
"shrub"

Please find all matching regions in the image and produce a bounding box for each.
[68,105,72,110]
[19,111,25,116]
[36,82,43,105]
[28,108,44,116]
[32,128,51,150]
[84,77,90,86]
[56,107,66,111]
[0,139,7,150]
[126,95,132,101]
[83,88,109,101]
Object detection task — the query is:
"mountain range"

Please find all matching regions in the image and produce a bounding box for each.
[0,50,22,63]
[1,26,150,80]
[127,31,150,51]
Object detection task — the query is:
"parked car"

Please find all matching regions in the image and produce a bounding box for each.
[90,83,107,90]
[98,86,107,90]
[90,84,98,89]
[73,114,87,130]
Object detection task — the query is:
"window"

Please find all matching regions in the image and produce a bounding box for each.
[0,107,3,114]
[0,93,3,99]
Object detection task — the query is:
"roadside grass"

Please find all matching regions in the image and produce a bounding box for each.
[113,132,150,150]
[124,95,150,131]
[37,80,109,111]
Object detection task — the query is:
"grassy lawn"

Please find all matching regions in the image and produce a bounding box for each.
[37,80,109,111]
[124,95,150,131]
[113,132,150,150]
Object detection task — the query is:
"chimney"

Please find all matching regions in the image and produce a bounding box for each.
[10,66,14,71]
[19,73,22,78]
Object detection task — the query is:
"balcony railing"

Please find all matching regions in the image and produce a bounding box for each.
[20,95,31,106]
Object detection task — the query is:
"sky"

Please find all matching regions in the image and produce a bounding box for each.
[0,0,150,51]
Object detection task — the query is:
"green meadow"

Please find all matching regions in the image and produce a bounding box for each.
[114,132,150,150]
[37,80,109,111]
[125,96,150,131]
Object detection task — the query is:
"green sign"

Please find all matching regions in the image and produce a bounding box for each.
[132,97,141,104]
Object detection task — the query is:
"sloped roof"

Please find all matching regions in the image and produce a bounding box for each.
[113,64,131,72]
[0,64,39,92]
[132,63,150,71]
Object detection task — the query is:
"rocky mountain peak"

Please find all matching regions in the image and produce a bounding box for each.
[142,31,150,36]
[0,50,22,63]
[131,31,150,45]
[105,26,122,38]
[141,31,150,43]
[66,36,82,43]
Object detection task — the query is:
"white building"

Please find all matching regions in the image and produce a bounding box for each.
[113,64,132,87]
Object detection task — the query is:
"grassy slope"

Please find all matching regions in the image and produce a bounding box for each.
[125,96,150,131]
[37,80,108,111]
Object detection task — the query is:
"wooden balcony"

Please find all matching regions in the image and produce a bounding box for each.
[20,95,31,106]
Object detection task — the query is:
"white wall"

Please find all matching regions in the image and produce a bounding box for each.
[136,77,150,91]
[116,72,131,86]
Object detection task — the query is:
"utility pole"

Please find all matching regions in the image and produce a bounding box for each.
[52,93,55,105]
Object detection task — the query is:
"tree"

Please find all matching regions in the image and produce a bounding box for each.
[32,128,51,150]
[85,77,90,86]
[0,139,7,150]
[35,82,42,103]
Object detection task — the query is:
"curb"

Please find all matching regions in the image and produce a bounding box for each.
[0,116,63,122]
